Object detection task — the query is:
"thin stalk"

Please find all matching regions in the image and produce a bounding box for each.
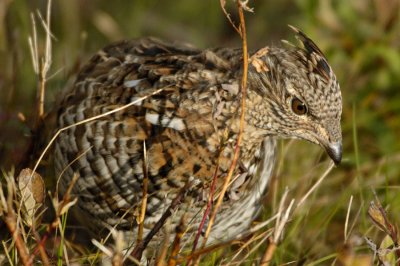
[200,0,249,249]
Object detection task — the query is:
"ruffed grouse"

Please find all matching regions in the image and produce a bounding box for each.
[54,27,342,248]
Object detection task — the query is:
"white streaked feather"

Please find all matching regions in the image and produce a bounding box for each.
[145,113,186,131]
[124,79,144,88]
[145,113,160,125]
[131,97,143,106]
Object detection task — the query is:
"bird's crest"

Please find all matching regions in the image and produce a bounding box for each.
[284,25,332,82]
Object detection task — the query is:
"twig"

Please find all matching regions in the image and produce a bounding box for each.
[201,0,249,249]
[31,228,50,266]
[155,227,170,266]
[220,0,241,36]
[168,215,187,266]
[260,239,276,266]
[60,173,79,205]
[4,213,32,266]
[131,181,193,261]
[191,145,223,252]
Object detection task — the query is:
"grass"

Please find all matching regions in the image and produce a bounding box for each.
[1,0,400,265]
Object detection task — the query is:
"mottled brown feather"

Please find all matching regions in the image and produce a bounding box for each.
[54,28,342,250]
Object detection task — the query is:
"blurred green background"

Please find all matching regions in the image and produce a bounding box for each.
[1,0,400,264]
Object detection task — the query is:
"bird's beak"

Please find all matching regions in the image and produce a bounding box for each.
[324,141,342,165]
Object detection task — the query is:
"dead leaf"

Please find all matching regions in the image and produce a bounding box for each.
[367,201,390,235]
[17,168,46,227]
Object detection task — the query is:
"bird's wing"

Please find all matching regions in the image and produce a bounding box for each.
[55,38,244,228]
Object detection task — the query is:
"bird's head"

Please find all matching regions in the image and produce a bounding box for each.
[247,26,342,165]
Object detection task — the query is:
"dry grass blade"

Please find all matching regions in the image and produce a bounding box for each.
[131,181,193,261]
[344,195,353,243]
[259,161,336,264]
[2,241,13,265]
[28,14,39,74]
[201,0,249,249]
[60,173,79,208]
[55,145,92,197]
[18,0,54,171]
[4,214,31,266]
[92,232,141,266]
[168,215,187,266]
[296,161,334,208]
[136,142,149,244]
[37,0,52,119]
[191,214,278,264]
[30,230,50,266]
[273,188,293,243]
[235,231,271,266]
[178,213,277,264]
[229,230,272,265]
[92,239,113,257]
[112,231,124,266]
[178,237,249,263]
[260,189,295,266]
[27,0,53,122]
[0,174,31,266]
[32,172,79,255]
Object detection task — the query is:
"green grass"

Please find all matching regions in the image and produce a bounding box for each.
[1,0,400,265]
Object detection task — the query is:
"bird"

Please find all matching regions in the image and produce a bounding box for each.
[53,26,342,251]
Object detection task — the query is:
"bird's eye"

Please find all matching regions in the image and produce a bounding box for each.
[291,97,308,115]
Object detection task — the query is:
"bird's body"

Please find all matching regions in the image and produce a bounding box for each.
[54,28,342,249]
